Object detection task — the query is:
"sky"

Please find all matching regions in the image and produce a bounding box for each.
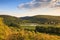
[0,0,60,17]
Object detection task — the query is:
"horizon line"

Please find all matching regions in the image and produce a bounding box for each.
[0,14,60,17]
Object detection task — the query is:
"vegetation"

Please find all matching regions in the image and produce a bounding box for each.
[0,18,12,40]
[20,15,60,25]
[0,15,60,40]
[5,30,60,40]
[1,15,60,27]
[35,26,60,35]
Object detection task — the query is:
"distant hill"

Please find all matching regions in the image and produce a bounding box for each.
[0,15,21,27]
[0,15,60,27]
[20,15,60,25]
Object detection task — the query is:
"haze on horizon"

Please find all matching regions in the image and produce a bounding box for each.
[0,0,60,17]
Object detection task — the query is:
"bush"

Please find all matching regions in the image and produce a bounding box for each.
[35,26,60,35]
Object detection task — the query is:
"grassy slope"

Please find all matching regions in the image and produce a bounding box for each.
[0,18,12,40]
[6,30,60,40]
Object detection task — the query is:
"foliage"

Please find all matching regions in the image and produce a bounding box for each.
[20,15,60,25]
[35,26,60,35]
[0,15,60,28]
[0,15,60,40]
[5,29,60,40]
[0,18,12,40]
[0,15,21,27]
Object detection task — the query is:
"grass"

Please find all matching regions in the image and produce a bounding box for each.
[5,29,60,40]
[20,26,35,30]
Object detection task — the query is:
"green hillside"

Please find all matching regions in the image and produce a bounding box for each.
[0,15,60,40]
[20,15,60,25]
[0,15,60,27]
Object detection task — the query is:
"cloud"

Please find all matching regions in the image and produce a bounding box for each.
[18,0,60,9]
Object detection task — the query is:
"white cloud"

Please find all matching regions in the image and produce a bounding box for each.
[13,0,60,17]
[18,0,60,9]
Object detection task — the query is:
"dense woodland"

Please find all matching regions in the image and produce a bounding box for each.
[0,15,60,40]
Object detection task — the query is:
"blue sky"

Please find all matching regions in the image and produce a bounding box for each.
[0,0,32,11]
[0,0,60,17]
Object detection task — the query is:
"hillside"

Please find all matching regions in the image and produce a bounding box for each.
[0,15,60,30]
[0,18,12,40]
[20,15,60,25]
[0,15,60,26]
[0,15,60,40]
[0,15,60,29]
